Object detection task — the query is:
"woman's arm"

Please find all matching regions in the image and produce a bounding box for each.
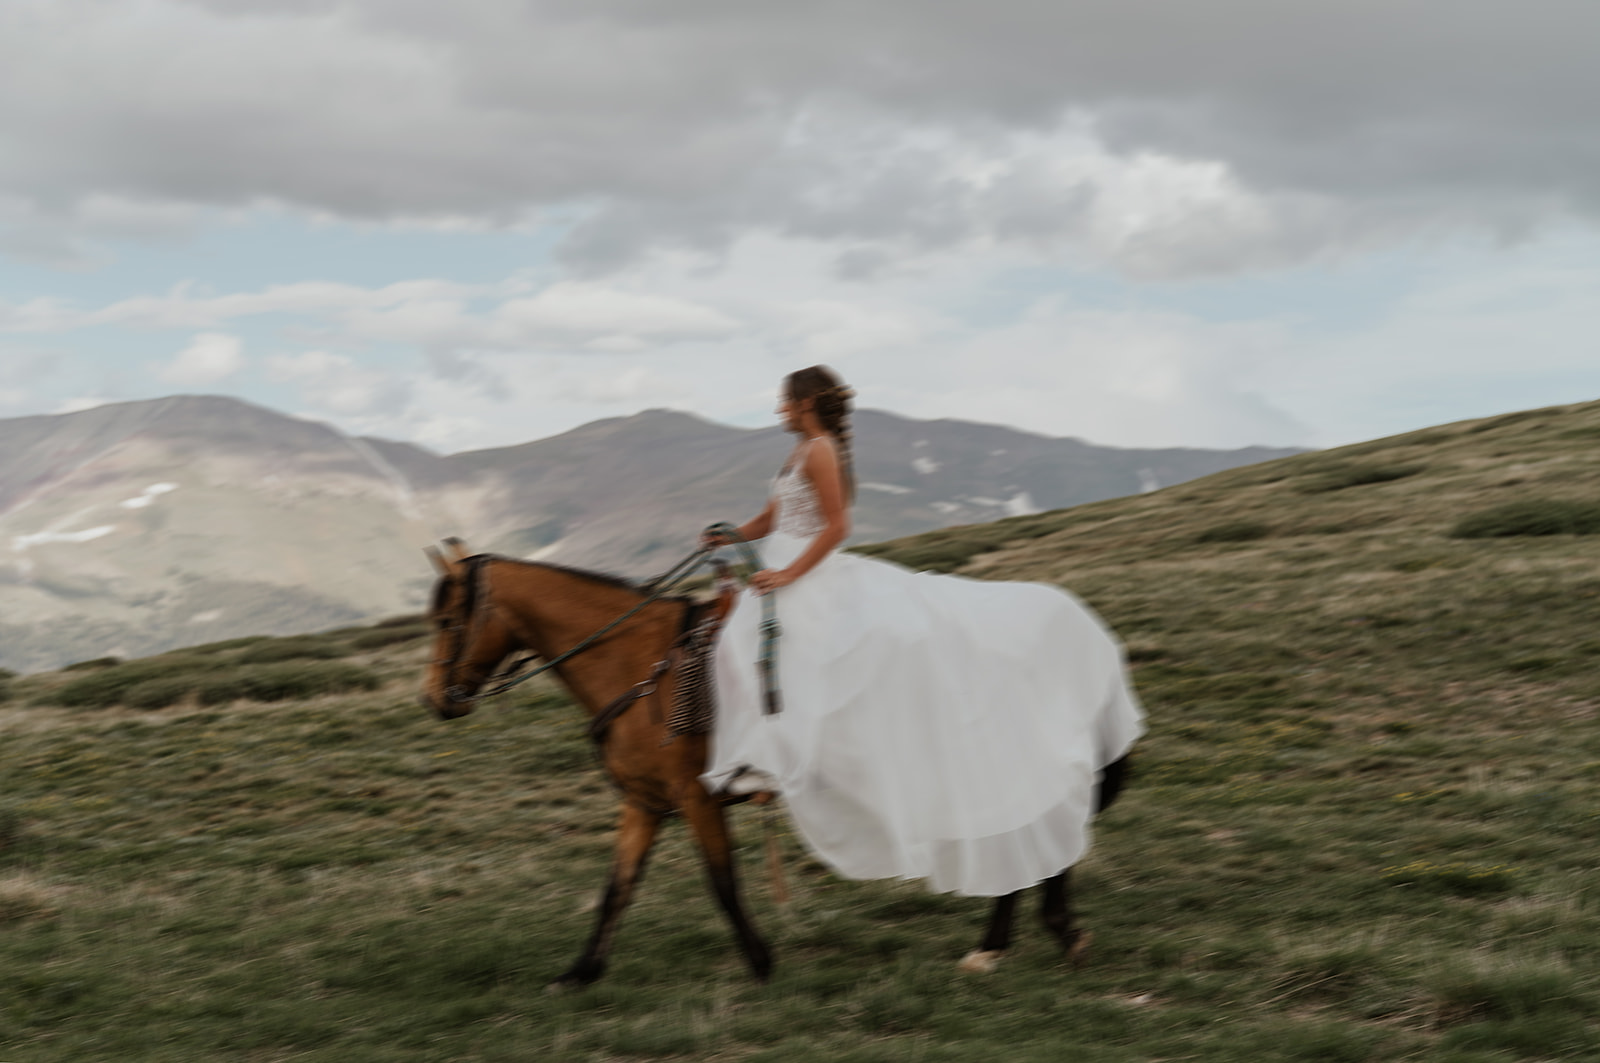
[703,498,776,547]
[748,436,850,594]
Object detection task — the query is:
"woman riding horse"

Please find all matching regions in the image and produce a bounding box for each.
[420,365,1142,984]
[703,365,1144,901]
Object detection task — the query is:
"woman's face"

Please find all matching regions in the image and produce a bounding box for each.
[777,389,804,432]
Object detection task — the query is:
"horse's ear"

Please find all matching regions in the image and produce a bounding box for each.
[425,545,452,577]
[442,537,471,562]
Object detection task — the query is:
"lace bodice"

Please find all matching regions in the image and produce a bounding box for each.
[772,444,827,539]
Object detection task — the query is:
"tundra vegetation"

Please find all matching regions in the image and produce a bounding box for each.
[3,400,1600,1061]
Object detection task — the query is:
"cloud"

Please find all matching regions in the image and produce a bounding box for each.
[1,1,1595,276]
[842,302,1311,449]
[9,274,744,361]
[157,332,244,386]
[88,279,506,332]
[266,350,410,416]
[488,283,740,351]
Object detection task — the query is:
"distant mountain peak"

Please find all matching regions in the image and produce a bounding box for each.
[0,394,1305,672]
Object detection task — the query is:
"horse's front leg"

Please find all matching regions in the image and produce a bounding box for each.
[680,786,773,981]
[552,800,662,989]
[960,891,1020,973]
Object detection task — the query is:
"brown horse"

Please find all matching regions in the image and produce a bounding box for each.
[421,540,770,988]
[419,540,1130,986]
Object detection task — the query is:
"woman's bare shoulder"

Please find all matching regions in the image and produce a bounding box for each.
[801,433,839,468]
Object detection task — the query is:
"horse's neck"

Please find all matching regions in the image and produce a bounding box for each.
[490,563,672,714]
[492,563,640,652]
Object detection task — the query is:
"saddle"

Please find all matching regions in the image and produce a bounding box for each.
[665,561,738,740]
[588,561,738,745]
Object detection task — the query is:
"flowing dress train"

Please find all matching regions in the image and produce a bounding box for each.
[703,452,1144,897]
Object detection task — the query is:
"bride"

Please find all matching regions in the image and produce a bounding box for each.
[702,365,1144,897]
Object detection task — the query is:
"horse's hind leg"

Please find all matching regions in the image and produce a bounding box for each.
[1040,869,1092,965]
[552,801,662,988]
[1097,753,1132,814]
[959,891,1020,973]
[681,788,772,981]
[1033,753,1129,967]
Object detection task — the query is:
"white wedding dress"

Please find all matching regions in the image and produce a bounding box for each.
[703,447,1145,897]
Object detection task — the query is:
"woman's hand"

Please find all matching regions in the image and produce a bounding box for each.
[748,568,796,595]
[701,528,731,549]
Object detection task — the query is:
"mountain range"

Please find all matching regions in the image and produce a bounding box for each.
[0,395,1301,672]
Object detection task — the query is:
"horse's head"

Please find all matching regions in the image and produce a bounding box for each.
[420,538,519,720]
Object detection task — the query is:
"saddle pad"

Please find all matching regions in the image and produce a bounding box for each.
[668,616,719,737]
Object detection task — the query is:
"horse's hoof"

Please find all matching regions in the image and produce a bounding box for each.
[958,949,1004,974]
[549,959,604,991]
[1066,930,1094,968]
[747,941,774,983]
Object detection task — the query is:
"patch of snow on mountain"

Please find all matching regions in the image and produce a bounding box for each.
[1138,468,1162,494]
[912,456,941,475]
[1005,492,1039,517]
[862,482,913,495]
[13,526,117,551]
[120,482,180,509]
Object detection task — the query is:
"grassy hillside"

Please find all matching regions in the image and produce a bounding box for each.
[3,399,1599,1061]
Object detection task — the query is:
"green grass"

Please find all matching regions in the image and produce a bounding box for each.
[1296,461,1428,494]
[5,399,1600,1060]
[1194,518,1274,543]
[1451,498,1600,538]
[35,639,383,710]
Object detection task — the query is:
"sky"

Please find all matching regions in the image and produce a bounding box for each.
[1,0,1597,455]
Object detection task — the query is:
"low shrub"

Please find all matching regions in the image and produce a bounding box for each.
[348,624,431,650]
[50,656,225,709]
[1382,861,1518,897]
[853,528,1008,573]
[237,637,353,664]
[1467,409,1547,434]
[1429,959,1585,1022]
[0,802,21,852]
[122,676,197,710]
[62,656,121,672]
[39,652,374,709]
[1297,463,1426,493]
[1451,499,1600,539]
[196,662,381,705]
[1194,519,1272,544]
[851,511,1070,573]
[184,635,272,656]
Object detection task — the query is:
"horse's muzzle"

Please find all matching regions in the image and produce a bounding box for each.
[421,690,475,721]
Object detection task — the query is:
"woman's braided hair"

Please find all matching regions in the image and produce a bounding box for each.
[786,365,856,502]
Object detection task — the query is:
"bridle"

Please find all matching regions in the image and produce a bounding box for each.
[435,553,495,707]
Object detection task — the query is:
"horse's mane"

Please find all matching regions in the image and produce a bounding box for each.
[431,552,696,614]
[510,556,645,594]
[478,554,692,602]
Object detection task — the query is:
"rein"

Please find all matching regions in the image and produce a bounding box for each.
[441,523,783,715]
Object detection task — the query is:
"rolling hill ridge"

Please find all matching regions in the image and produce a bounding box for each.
[0,395,1297,671]
[2,397,1597,1060]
